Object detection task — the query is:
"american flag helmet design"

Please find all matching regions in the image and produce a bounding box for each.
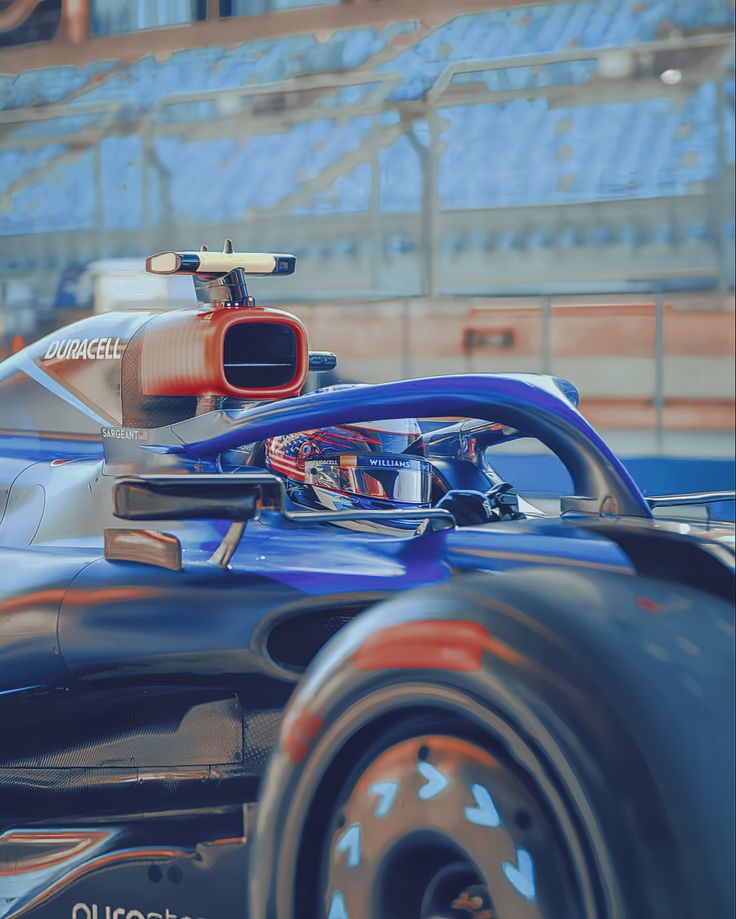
[266,419,420,483]
[265,431,321,482]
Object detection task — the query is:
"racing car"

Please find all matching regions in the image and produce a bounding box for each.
[0,245,733,919]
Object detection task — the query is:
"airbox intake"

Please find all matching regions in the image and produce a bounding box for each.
[137,306,308,400]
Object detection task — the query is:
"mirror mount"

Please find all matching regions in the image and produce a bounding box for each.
[209,521,247,569]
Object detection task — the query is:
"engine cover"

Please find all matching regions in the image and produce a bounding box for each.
[0,305,309,436]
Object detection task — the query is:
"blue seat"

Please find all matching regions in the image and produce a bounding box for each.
[649,223,674,246]
[527,227,552,249]
[334,238,359,257]
[380,136,421,213]
[0,144,67,193]
[618,223,641,247]
[684,221,710,243]
[2,149,95,235]
[497,230,521,250]
[469,231,491,251]
[558,226,582,249]
[5,65,99,109]
[586,225,613,247]
[385,235,416,255]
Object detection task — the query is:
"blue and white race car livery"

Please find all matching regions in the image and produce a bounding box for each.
[0,247,733,919]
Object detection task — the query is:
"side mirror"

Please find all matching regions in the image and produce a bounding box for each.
[111,473,286,570]
[113,472,285,522]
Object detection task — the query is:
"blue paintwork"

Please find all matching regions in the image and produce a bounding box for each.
[0,307,733,918]
[1,358,728,699]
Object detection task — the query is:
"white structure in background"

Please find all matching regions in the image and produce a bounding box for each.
[85,260,193,314]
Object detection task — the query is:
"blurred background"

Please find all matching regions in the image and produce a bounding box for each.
[0,0,734,496]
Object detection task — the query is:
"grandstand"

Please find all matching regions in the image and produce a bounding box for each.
[0,0,734,445]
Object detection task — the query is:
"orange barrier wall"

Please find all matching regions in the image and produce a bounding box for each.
[292,301,735,430]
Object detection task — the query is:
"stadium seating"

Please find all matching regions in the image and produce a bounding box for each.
[1,60,116,110]
[0,0,734,298]
[3,3,731,113]
[4,150,96,235]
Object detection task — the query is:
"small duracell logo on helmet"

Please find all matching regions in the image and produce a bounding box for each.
[42,337,124,361]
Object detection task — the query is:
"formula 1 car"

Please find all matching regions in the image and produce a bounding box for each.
[0,246,733,919]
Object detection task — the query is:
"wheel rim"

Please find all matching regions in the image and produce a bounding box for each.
[320,734,586,919]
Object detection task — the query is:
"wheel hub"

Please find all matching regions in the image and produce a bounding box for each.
[319,734,584,919]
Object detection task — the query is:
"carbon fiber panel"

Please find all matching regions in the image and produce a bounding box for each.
[242,708,282,773]
[121,321,197,428]
[3,697,243,768]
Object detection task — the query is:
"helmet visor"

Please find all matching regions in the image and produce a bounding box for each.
[304,453,433,505]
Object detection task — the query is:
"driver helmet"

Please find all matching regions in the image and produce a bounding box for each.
[264,386,431,512]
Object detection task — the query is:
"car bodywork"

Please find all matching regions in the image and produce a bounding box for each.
[0,253,733,918]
